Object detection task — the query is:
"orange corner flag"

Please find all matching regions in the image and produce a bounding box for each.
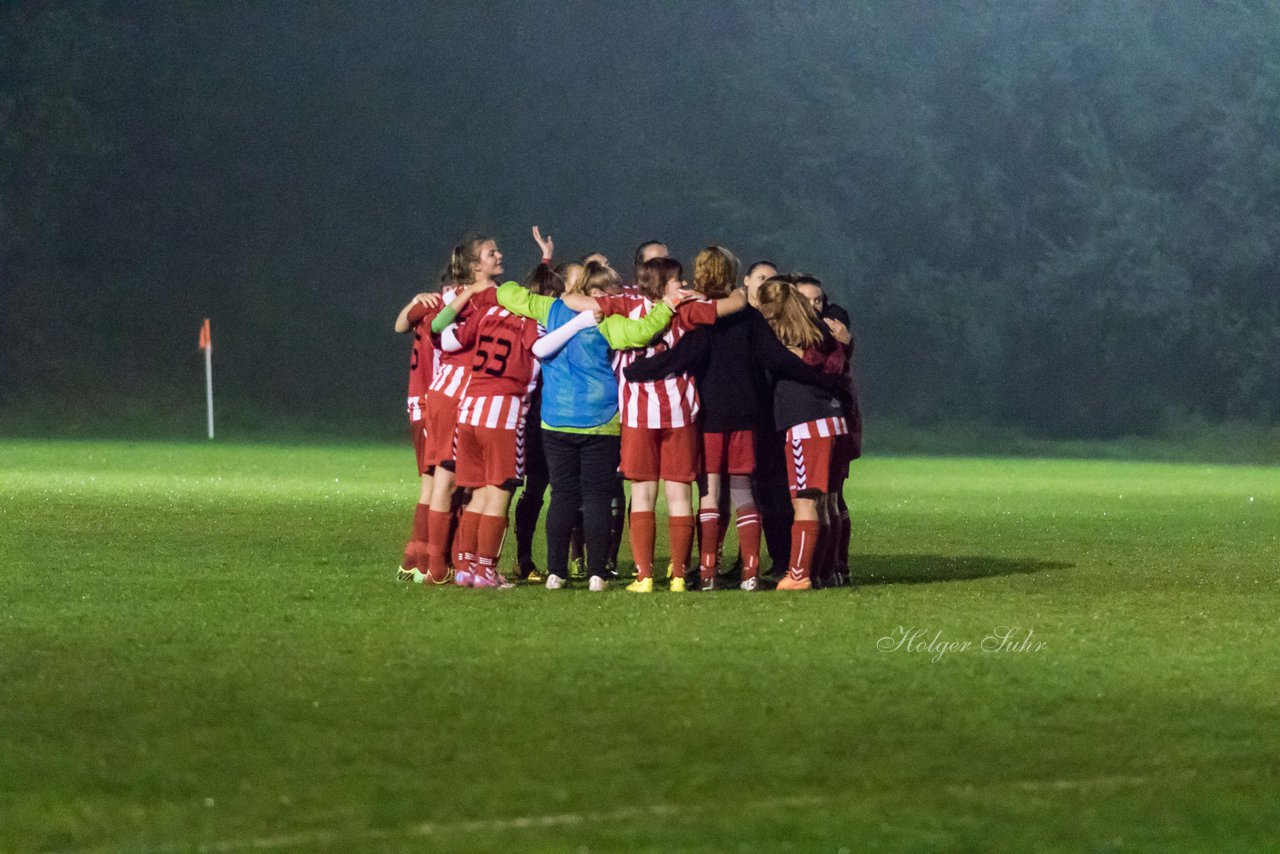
[198,318,211,351]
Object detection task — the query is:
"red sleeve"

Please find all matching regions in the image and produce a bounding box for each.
[676,299,718,329]
[453,314,480,351]
[822,346,848,375]
[594,294,629,318]
[460,286,498,320]
[521,317,539,350]
[410,300,447,329]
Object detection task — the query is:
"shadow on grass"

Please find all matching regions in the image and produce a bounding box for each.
[854,554,1073,586]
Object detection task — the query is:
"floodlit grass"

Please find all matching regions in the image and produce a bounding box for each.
[1,439,1277,852]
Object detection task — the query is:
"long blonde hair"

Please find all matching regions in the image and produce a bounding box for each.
[693,245,739,299]
[757,279,825,349]
[570,260,621,296]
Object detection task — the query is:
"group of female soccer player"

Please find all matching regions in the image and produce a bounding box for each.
[394,228,860,592]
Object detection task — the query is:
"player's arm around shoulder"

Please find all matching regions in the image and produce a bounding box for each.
[496,281,554,325]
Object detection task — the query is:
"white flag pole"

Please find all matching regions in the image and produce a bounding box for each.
[204,340,215,439]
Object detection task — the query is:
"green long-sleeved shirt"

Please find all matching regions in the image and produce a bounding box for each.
[496,283,674,434]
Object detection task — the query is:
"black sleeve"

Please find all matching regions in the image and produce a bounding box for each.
[623,328,711,382]
[748,311,825,385]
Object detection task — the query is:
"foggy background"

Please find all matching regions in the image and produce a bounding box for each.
[2,1,1277,440]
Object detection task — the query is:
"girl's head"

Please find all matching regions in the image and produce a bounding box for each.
[692,245,739,299]
[449,235,502,284]
[526,262,566,297]
[635,256,683,302]
[757,278,824,349]
[632,240,668,281]
[555,261,584,294]
[794,274,826,314]
[569,260,621,297]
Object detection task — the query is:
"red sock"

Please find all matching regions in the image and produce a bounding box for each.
[697,511,720,581]
[669,515,694,580]
[736,506,761,580]
[402,502,432,569]
[476,514,508,583]
[788,520,820,581]
[630,511,656,579]
[455,511,481,575]
[425,509,453,581]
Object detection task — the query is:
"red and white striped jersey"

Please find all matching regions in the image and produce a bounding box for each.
[457,394,529,431]
[787,416,849,440]
[406,300,444,398]
[455,287,541,398]
[601,293,718,429]
[454,286,540,432]
[429,286,471,399]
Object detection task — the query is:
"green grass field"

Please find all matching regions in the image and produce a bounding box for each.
[2,439,1277,852]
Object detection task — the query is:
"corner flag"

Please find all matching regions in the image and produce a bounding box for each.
[199,318,214,439]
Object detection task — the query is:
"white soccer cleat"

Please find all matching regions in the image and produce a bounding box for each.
[588,575,608,592]
[545,574,567,590]
[739,577,760,592]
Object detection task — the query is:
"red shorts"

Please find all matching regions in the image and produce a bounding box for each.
[702,429,755,475]
[407,396,432,478]
[785,417,849,497]
[455,424,525,489]
[620,424,699,483]
[421,390,460,468]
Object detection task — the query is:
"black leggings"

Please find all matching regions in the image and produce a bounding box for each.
[543,431,621,579]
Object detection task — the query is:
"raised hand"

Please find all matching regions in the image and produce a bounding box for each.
[415,292,442,308]
[532,225,554,260]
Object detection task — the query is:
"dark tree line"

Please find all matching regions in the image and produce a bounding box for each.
[2,1,1277,438]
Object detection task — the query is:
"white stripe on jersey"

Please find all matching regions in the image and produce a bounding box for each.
[484,396,502,429]
[790,416,849,441]
[612,294,702,430]
[431,362,469,398]
[459,394,525,430]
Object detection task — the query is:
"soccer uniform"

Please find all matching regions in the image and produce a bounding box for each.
[405,300,444,475]
[779,341,851,498]
[421,286,470,469]
[452,287,541,490]
[603,294,718,483]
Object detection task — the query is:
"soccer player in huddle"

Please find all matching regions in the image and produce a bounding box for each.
[426,238,545,589]
[602,256,748,592]
[393,283,446,582]
[756,278,856,589]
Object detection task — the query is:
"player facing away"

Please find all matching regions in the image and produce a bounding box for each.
[433,239,542,589]
[602,256,748,592]
[757,279,855,590]
[393,285,448,582]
